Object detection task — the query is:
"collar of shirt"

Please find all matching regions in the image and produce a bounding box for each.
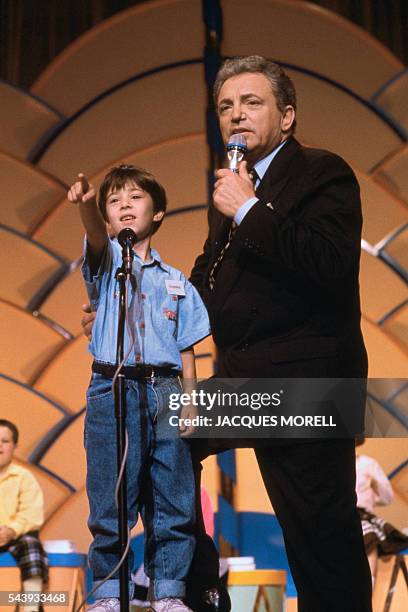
[252,139,288,185]
[112,240,170,273]
[0,462,19,482]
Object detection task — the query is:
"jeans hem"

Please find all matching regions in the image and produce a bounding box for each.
[92,578,135,598]
[150,579,186,599]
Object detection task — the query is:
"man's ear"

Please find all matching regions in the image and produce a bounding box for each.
[281,105,295,133]
[153,210,165,223]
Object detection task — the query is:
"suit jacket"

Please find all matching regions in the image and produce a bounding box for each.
[190,137,368,380]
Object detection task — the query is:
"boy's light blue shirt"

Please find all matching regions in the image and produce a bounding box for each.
[82,237,210,371]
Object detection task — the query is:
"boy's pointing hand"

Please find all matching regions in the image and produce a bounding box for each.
[68,173,96,204]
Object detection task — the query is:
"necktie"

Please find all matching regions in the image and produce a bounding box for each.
[249,168,259,187]
[208,222,236,291]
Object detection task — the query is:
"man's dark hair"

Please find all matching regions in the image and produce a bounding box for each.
[214,55,297,133]
[98,164,167,235]
[0,419,19,443]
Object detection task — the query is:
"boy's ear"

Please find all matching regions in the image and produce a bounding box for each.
[153,210,165,222]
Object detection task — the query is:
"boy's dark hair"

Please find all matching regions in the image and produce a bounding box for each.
[0,419,19,443]
[98,164,167,235]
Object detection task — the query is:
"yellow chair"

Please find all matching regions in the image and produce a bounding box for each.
[227,569,286,612]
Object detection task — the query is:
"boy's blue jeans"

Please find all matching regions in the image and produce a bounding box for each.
[84,372,196,599]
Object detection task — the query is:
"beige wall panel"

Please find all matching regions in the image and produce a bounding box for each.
[362,318,408,378]
[91,135,208,214]
[0,302,65,384]
[0,83,62,160]
[384,305,408,348]
[31,0,204,116]
[374,145,408,205]
[0,378,64,459]
[0,154,65,235]
[235,448,272,514]
[359,438,407,477]
[368,379,407,404]
[40,267,89,336]
[33,135,208,262]
[391,466,408,502]
[366,399,407,438]
[383,227,408,272]
[292,73,402,172]
[376,72,408,131]
[356,170,408,245]
[152,208,207,277]
[34,336,92,414]
[195,355,214,379]
[393,385,408,416]
[222,0,402,99]
[360,251,407,323]
[40,413,86,491]
[41,487,91,553]
[14,459,71,522]
[0,229,62,308]
[36,65,206,184]
[33,199,85,263]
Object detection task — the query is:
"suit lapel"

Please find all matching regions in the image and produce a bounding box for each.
[255,137,301,207]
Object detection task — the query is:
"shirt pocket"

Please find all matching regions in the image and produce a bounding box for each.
[159,295,180,338]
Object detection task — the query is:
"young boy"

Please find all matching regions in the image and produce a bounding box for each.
[0,419,48,612]
[68,165,210,612]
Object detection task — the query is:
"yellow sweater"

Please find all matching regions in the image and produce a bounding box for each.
[0,462,44,538]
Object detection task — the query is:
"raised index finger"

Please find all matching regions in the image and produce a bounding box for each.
[78,173,89,194]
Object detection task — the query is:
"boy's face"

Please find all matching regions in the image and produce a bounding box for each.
[0,426,16,470]
[105,181,164,242]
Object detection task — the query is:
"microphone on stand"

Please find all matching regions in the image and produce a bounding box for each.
[226,134,247,173]
[118,228,137,276]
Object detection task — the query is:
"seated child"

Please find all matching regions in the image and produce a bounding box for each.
[0,419,48,612]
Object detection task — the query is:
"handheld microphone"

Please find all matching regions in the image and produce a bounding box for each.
[118,228,137,275]
[226,134,247,173]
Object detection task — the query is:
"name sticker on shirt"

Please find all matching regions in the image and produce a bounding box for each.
[165,279,185,296]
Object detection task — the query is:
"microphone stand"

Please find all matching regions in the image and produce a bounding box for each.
[114,254,133,612]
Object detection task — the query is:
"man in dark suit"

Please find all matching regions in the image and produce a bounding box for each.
[189,55,372,611]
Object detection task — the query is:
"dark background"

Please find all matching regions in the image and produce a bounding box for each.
[1,0,407,90]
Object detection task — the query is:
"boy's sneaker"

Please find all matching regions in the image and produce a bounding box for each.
[87,599,120,611]
[151,598,193,611]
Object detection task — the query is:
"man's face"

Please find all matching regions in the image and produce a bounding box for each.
[105,181,164,241]
[217,72,295,165]
[0,426,16,470]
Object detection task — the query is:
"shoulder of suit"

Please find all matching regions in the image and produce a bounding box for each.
[298,143,353,171]
[293,143,356,185]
